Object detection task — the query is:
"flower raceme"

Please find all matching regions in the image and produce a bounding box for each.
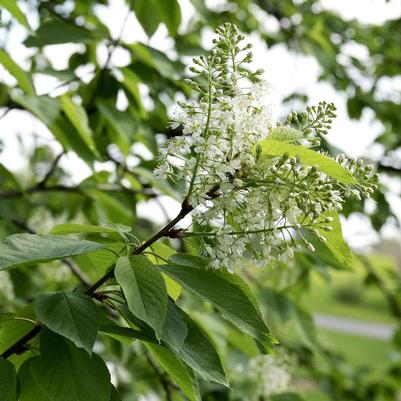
[155,23,378,270]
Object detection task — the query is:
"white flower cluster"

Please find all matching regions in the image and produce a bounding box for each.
[155,24,378,270]
[232,353,292,400]
[248,354,291,398]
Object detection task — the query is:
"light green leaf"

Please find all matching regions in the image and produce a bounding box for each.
[0,49,34,95]
[0,163,21,191]
[60,95,99,158]
[0,0,30,30]
[315,211,353,269]
[146,343,200,401]
[268,126,304,142]
[0,234,102,271]
[0,358,17,401]
[28,330,111,401]
[162,254,275,351]
[147,242,181,300]
[35,291,99,354]
[10,92,60,126]
[50,223,131,235]
[258,138,356,184]
[115,256,168,339]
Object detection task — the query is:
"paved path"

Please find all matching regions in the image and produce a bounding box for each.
[314,313,395,340]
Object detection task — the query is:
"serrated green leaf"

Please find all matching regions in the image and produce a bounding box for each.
[0,234,102,271]
[115,256,167,339]
[0,49,34,95]
[0,358,17,401]
[35,291,99,354]
[162,255,275,351]
[28,330,111,401]
[258,138,356,184]
[0,0,30,30]
[146,343,200,401]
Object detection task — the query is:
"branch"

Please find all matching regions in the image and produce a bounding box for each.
[36,152,64,188]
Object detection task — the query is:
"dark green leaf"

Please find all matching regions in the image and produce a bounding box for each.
[29,329,111,401]
[18,359,51,401]
[0,234,102,271]
[0,358,17,401]
[115,256,168,339]
[146,343,200,401]
[35,291,99,353]
[162,255,275,350]
[24,20,100,47]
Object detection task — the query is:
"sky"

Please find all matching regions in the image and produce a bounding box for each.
[0,0,400,248]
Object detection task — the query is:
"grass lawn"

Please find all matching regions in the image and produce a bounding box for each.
[300,254,396,324]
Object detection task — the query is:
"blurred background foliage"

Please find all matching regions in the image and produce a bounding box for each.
[0,0,400,400]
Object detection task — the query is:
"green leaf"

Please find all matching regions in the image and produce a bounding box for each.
[0,358,17,401]
[177,312,227,386]
[0,163,21,191]
[314,211,353,269]
[258,138,356,184]
[28,330,111,401]
[96,101,135,155]
[134,0,161,37]
[268,126,304,142]
[109,386,122,401]
[146,343,200,401]
[10,92,60,126]
[0,49,34,95]
[35,291,99,354]
[60,95,99,158]
[115,256,168,339]
[24,20,100,47]
[159,0,182,36]
[18,359,50,401]
[161,299,188,352]
[162,255,275,351]
[0,0,30,30]
[50,223,131,235]
[0,234,102,271]
[0,313,16,322]
[147,242,181,300]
